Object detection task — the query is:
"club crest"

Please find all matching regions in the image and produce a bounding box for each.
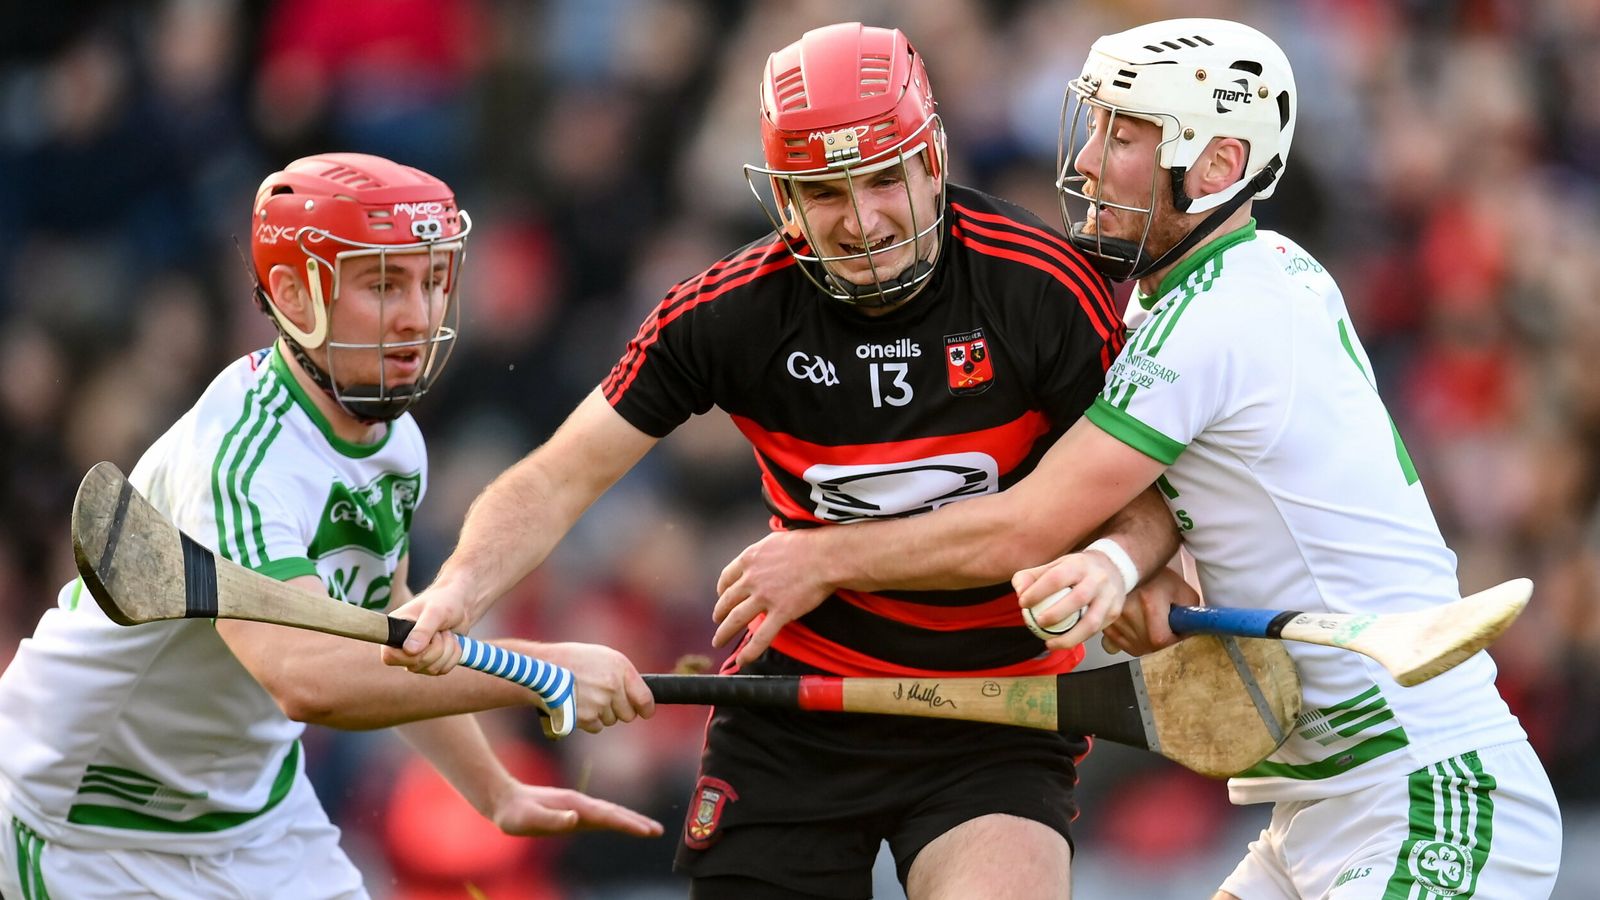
[1406,839,1473,896]
[684,776,739,849]
[944,329,994,395]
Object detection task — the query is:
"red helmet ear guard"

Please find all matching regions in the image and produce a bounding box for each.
[756,22,941,180]
[250,152,466,347]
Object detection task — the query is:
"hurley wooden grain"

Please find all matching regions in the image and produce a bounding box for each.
[1142,635,1301,778]
[73,461,392,644]
[1276,580,1531,687]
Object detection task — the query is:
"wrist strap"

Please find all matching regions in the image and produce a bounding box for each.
[1086,537,1140,595]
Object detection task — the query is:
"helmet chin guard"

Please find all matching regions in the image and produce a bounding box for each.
[1055,18,1296,281]
[250,153,470,422]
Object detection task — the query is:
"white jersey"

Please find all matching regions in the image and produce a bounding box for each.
[0,346,426,851]
[1085,223,1526,804]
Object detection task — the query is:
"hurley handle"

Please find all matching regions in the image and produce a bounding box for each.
[387,619,575,738]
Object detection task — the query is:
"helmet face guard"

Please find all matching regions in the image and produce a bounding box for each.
[1054,18,1296,282]
[745,117,946,308]
[1056,83,1179,282]
[292,213,470,422]
[251,153,470,422]
[749,22,947,309]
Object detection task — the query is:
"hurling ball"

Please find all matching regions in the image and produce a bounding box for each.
[1023,587,1083,640]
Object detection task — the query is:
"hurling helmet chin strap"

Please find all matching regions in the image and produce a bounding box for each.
[276,325,412,423]
[1070,157,1281,282]
[251,283,417,425]
[822,258,936,310]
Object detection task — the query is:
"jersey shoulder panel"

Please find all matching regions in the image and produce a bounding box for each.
[1089,239,1287,461]
[602,233,800,436]
[945,185,1119,341]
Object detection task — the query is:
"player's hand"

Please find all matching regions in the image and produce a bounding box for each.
[487,782,663,838]
[1100,566,1191,656]
[530,641,656,734]
[713,531,833,666]
[1012,548,1130,650]
[381,582,474,675]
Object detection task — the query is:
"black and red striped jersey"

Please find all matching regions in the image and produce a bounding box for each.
[602,185,1122,678]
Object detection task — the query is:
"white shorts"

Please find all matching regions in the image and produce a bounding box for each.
[1220,741,1561,900]
[0,784,367,900]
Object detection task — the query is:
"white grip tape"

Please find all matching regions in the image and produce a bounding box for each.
[1086,537,1140,596]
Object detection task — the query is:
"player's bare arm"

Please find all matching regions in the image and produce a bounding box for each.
[226,566,654,732]
[396,715,662,838]
[715,418,1170,664]
[385,389,659,672]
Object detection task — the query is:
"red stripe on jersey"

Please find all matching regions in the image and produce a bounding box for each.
[729,410,1051,487]
[834,588,1026,631]
[953,221,1118,371]
[950,202,1122,353]
[748,448,815,523]
[603,239,788,399]
[952,202,1120,327]
[767,618,1084,678]
[603,240,796,402]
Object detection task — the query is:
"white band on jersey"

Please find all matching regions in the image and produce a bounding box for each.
[1086,537,1141,596]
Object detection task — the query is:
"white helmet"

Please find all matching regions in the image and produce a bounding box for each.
[1058,18,1297,278]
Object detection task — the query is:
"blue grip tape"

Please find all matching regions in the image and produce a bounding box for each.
[455,634,576,736]
[1168,605,1293,639]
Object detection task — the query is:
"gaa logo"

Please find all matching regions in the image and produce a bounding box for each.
[786,351,839,386]
[328,499,375,531]
[1407,839,1472,896]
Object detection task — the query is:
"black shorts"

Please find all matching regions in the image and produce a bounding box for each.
[673,650,1087,898]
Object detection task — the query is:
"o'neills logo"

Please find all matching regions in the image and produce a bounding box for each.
[855,339,921,359]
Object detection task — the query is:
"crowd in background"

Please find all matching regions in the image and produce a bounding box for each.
[2,0,1598,897]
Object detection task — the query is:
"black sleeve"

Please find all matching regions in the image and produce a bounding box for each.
[600,279,719,439]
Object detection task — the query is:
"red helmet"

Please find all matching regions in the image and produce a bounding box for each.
[746,23,947,307]
[756,22,941,180]
[250,152,470,420]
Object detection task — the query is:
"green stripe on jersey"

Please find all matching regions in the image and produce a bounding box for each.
[11,817,50,900]
[1239,727,1410,781]
[1338,319,1420,485]
[1100,255,1214,414]
[270,348,391,458]
[256,556,319,582]
[1085,399,1185,465]
[66,741,300,833]
[1137,219,1256,308]
[211,366,292,568]
[1240,686,1412,780]
[1143,259,1215,358]
[1381,752,1496,898]
[76,765,210,812]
